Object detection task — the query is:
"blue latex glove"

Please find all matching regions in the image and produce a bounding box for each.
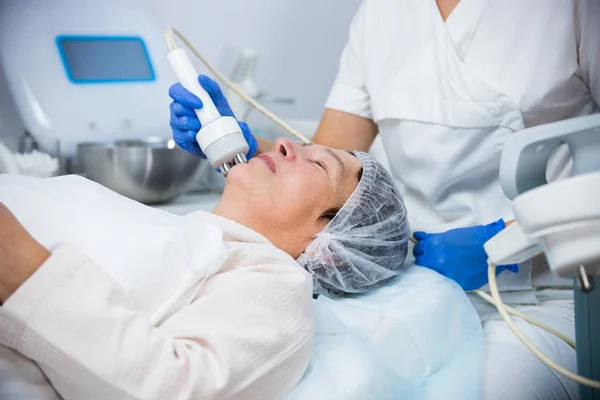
[412,219,519,291]
[168,74,258,159]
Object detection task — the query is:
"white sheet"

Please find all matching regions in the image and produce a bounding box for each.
[285,265,484,400]
[0,346,60,400]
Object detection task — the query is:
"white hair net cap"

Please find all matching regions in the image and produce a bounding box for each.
[297,151,410,295]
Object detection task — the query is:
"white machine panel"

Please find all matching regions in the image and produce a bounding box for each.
[0,0,176,156]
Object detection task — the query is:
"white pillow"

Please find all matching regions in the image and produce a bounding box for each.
[285,265,483,399]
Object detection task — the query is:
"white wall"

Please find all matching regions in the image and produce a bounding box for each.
[152,0,361,125]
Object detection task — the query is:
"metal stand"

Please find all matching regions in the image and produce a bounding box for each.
[575,271,600,399]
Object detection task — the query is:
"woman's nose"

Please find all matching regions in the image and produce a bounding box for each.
[275,138,297,162]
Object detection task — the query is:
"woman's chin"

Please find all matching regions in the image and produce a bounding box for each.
[224,162,267,190]
[225,162,252,179]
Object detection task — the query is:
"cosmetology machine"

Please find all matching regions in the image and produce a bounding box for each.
[484,113,600,398]
[0,0,306,184]
[0,0,175,158]
[0,0,300,202]
[0,0,205,203]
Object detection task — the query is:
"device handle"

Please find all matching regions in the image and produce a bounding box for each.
[167,48,221,126]
[500,114,600,200]
[484,221,542,265]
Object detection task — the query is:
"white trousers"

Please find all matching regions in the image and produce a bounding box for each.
[471,293,578,400]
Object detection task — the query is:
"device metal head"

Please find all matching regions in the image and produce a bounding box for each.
[218,152,248,176]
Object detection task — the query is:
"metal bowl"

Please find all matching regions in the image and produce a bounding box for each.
[77,137,206,204]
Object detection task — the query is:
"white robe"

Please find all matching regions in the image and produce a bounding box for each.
[0,175,313,400]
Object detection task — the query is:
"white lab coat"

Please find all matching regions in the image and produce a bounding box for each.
[326,0,599,398]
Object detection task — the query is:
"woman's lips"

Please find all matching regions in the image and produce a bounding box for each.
[257,154,276,173]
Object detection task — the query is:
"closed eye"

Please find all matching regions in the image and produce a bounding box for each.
[312,160,326,170]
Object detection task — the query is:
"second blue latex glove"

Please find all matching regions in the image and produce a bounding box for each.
[168,74,258,159]
[412,219,519,291]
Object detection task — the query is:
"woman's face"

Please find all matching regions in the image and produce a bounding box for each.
[223,138,363,257]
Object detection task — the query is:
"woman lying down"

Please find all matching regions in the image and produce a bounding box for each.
[0,138,409,400]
